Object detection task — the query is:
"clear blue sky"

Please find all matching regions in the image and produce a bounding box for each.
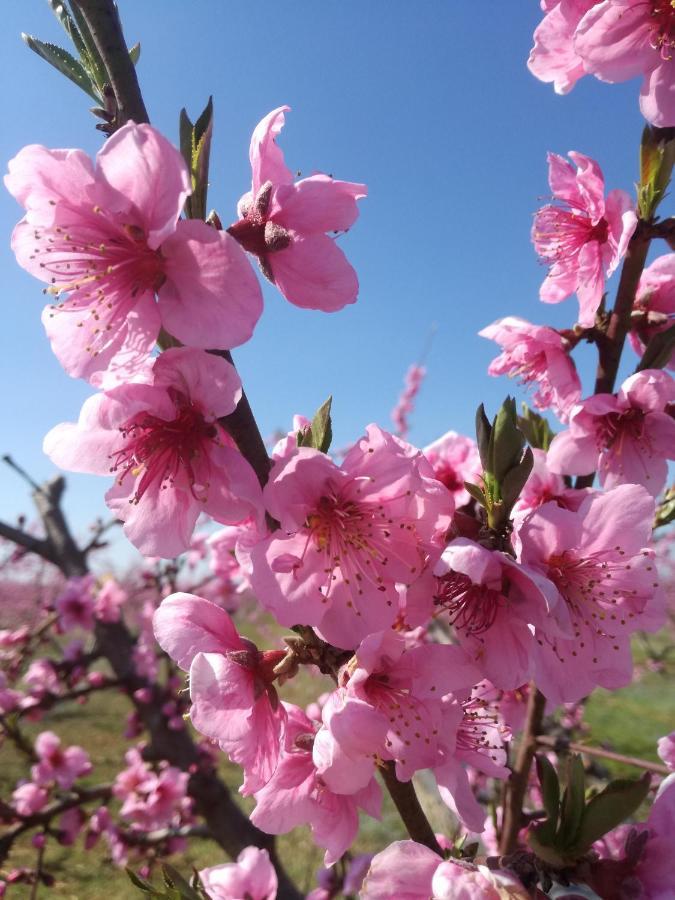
[0,2,653,565]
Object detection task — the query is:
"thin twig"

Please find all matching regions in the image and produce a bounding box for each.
[535,735,670,776]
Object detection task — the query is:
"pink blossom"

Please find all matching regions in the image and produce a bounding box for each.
[93,577,127,623]
[251,703,381,865]
[634,774,675,895]
[23,659,59,696]
[55,576,95,631]
[519,484,665,703]
[250,424,453,649]
[433,538,560,690]
[5,123,262,386]
[31,731,92,790]
[315,630,479,791]
[12,782,49,817]
[0,673,22,715]
[547,369,675,497]
[153,592,287,794]
[113,747,190,831]
[511,449,573,521]
[199,847,277,900]
[479,317,582,420]
[629,253,675,370]
[228,106,366,312]
[528,1,599,94]
[657,732,675,769]
[423,430,482,507]
[575,1,675,127]
[391,364,426,439]
[361,841,527,899]
[44,347,263,557]
[57,807,84,846]
[532,151,636,326]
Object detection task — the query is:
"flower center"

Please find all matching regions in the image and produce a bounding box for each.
[434,572,502,636]
[227,180,292,266]
[534,207,609,264]
[433,460,463,492]
[650,1,675,58]
[108,388,218,503]
[596,407,648,451]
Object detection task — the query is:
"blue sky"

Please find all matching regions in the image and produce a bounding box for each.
[0,2,654,566]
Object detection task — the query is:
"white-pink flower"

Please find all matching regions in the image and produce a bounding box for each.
[533,151,636,327]
[229,106,367,312]
[519,484,665,703]
[251,703,381,866]
[249,425,453,649]
[31,731,92,790]
[154,592,287,795]
[423,430,482,506]
[575,0,675,127]
[199,847,277,900]
[547,369,675,497]
[44,347,263,557]
[479,316,582,420]
[5,123,262,386]
[528,1,599,94]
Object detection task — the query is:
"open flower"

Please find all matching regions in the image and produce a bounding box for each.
[546,369,675,497]
[532,151,636,326]
[480,316,582,420]
[528,1,599,94]
[423,430,482,506]
[5,123,262,386]
[154,592,287,794]
[251,703,381,866]
[199,847,278,900]
[519,484,664,704]
[250,425,453,649]
[575,0,675,127]
[228,106,367,311]
[31,731,92,790]
[44,347,262,557]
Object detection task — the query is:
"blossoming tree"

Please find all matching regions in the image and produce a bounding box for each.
[1,1,674,898]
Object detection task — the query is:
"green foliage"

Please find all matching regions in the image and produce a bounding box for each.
[638,124,675,220]
[528,753,650,868]
[473,398,533,531]
[179,97,214,221]
[127,864,207,899]
[655,485,675,528]
[297,396,333,454]
[22,1,140,105]
[518,404,555,452]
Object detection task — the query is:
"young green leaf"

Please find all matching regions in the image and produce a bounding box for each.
[558,754,586,848]
[573,772,651,853]
[22,35,100,101]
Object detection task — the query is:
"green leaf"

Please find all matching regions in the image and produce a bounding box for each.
[161,865,203,900]
[475,403,492,470]
[47,0,89,60]
[500,446,534,510]
[463,481,486,508]
[518,405,556,451]
[639,125,675,219]
[655,485,675,528]
[180,97,214,220]
[557,754,586,849]
[298,396,333,453]
[126,868,155,894]
[535,754,560,837]
[66,1,109,90]
[573,772,651,853]
[637,323,675,372]
[22,34,100,101]
[129,42,141,65]
[491,396,525,483]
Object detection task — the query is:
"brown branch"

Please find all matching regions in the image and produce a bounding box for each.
[0,520,56,567]
[69,0,149,127]
[499,686,547,855]
[378,762,442,855]
[535,735,670,777]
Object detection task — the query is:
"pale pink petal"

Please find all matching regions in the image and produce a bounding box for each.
[641,56,675,127]
[539,258,579,303]
[575,240,604,326]
[159,219,263,350]
[272,174,367,234]
[568,151,606,222]
[249,106,293,194]
[546,427,598,475]
[96,122,190,249]
[361,841,440,900]
[574,2,657,82]
[204,445,265,527]
[604,189,637,277]
[269,235,359,311]
[153,592,241,669]
[152,347,241,419]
